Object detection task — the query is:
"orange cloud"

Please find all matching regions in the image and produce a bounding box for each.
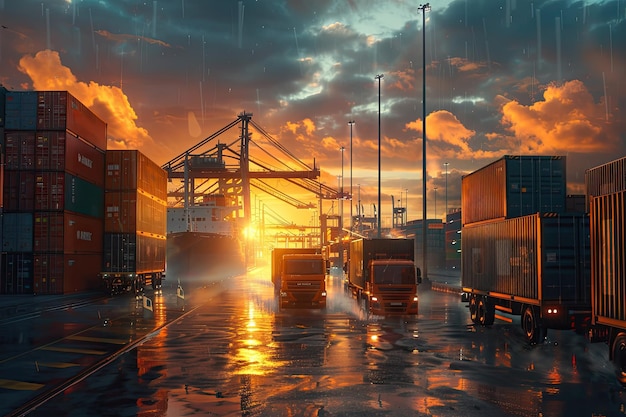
[500,80,618,154]
[17,50,154,150]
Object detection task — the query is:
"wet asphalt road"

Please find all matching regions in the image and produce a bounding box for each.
[5,265,626,416]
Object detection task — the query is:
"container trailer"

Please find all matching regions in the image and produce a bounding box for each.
[346,238,421,316]
[461,212,591,343]
[586,156,626,385]
[271,247,327,309]
[100,150,167,295]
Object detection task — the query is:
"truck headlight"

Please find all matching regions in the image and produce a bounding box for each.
[371,296,378,302]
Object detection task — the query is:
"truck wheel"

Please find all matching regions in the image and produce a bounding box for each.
[522,306,545,344]
[478,298,495,326]
[469,295,479,324]
[612,332,626,386]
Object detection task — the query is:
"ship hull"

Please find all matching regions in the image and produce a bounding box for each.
[166,232,245,282]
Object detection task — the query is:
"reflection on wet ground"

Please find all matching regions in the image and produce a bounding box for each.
[30,267,626,416]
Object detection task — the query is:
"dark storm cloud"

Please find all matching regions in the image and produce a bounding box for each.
[1,0,624,222]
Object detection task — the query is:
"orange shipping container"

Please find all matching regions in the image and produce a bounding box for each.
[33,211,103,254]
[105,150,167,201]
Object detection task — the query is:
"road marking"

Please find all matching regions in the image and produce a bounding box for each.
[66,335,128,345]
[37,362,81,369]
[0,378,45,391]
[40,346,107,355]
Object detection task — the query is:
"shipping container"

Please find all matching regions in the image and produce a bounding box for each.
[2,170,35,211]
[461,155,567,225]
[37,91,107,151]
[586,156,626,198]
[33,211,103,253]
[102,233,166,274]
[35,131,105,186]
[104,190,167,235]
[1,212,33,252]
[461,212,591,343]
[566,194,586,213]
[4,91,37,130]
[105,150,168,201]
[0,252,34,294]
[0,85,6,126]
[31,172,103,217]
[4,130,36,170]
[586,156,626,385]
[33,252,102,294]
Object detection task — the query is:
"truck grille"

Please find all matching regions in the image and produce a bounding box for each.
[376,287,415,313]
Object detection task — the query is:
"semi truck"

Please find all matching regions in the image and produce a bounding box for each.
[461,212,591,343]
[586,157,626,385]
[346,238,421,316]
[271,247,328,309]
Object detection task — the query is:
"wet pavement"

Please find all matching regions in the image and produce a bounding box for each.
[2,266,626,416]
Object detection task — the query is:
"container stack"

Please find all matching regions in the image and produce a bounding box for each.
[460,155,590,316]
[1,90,107,294]
[102,150,167,292]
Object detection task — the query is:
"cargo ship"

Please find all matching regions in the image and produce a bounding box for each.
[166,195,246,282]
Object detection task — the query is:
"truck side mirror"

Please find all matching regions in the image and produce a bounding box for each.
[416,267,422,284]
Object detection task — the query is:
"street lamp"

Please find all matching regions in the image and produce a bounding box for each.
[340,146,345,230]
[444,162,449,220]
[375,74,384,238]
[418,3,430,280]
[348,120,355,231]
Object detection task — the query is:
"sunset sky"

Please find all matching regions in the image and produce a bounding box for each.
[1,0,624,230]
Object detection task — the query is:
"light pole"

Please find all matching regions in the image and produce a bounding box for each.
[375,74,384,238]
[405,188,408,225]
[444,162,449,220]
[340,146,345,231]
[418,3,430,280]
[434,187,438,219]
[348,120,355,232]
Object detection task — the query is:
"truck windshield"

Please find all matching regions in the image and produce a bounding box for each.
[284,260,325,275]
[373,265,415,285]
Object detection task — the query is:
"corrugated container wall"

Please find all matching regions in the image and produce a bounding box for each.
[102,233,166,274]
[0,252,33,294]
[104,191,167,235]
[2,212,33,252]
[461,213,590,305]
[586,156,626,198]
[0,85,7,127]
[462,155,567,225]
[33,253,102,294]
[587,156,626,327]
[35,131,105,186]
[33,211,103,253]
[4,91,37,130]
[37,91,107,151]
[105,150,168,201]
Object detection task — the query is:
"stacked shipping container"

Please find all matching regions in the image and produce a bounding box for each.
[1,90,107,294]
[101,150,167,293]
[461,155,591,343]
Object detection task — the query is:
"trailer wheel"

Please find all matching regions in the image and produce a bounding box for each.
[469,295,479,324]
[611,332,626,386]
[522,306,545,344]
[478,298,495,326]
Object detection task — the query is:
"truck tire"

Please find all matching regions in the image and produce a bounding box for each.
[611,332,626,386]
[522,306,546,344]
[478,298,495,326]
[469,295,479,324]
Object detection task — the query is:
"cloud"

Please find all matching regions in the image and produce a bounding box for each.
[17,50,154,150]
[500,80,620,154]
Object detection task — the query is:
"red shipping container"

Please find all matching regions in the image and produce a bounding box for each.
[3,170,35,211]
[105,150,168,201]
[4,131,36,170]
[33,252,102,294]
[35,172,65,211]
[35,131,105,186]
[33,211,103,253]
[37,91,107,151]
